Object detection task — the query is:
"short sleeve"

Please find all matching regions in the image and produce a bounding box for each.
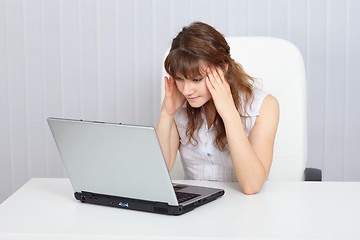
[241,87,269,136]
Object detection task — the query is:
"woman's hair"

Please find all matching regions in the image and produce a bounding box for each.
[164,22,255,151]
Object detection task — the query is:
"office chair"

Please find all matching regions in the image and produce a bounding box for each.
[161,37,321,181]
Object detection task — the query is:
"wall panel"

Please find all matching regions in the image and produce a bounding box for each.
[170,0,192,37]
[60,0,81,119]
[228,0,249,36]
[288,0,307,61]
[133,0,154,125]
[79,0,98,121]
[324,0,347,180]
[42,0,65,178]
[190,0,212,26]
[153,0,171,123]
[307,0,327,172]
[268,0,288,39]
[211,0,229,35]
[116,0,135,124]
[344,0,360,181]
[98,0,117,122]
[248,0,269,36]
[0,0,12,203]
[6,0,29,194]
[23,0,46,178]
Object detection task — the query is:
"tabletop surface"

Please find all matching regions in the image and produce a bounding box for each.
[0,178,360,240]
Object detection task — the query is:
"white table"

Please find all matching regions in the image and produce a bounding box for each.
[0,178,359,239]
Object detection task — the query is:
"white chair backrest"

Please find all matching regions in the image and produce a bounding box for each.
[161,37,307,181]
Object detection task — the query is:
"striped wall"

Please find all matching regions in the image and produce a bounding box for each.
[1,0,360,203]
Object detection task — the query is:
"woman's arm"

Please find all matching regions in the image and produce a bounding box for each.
[156,76,185,171]
[206,66,279,194]
[224,95,279,195]
[156,106,180,171]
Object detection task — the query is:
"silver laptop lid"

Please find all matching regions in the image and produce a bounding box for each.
[47,118,179,206]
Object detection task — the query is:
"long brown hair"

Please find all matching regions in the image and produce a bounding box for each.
[164,22,255,151]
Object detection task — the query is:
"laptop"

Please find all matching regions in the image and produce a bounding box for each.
[47,117,224,215]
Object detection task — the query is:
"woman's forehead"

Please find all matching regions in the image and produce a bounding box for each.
[175,61,209,78]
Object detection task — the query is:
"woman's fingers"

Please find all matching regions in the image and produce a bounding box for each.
[164,76,170,95]
[165,75,176,96]
[212,66,226,84]
[206,67,221,90]
[205,75,215,93]
[206,66,232,104]
[212,66,223,83]
[216,67,226,83]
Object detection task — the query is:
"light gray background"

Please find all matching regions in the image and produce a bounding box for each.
[1,0,360,203]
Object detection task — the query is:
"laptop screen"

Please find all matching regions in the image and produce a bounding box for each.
[47,118,179,206]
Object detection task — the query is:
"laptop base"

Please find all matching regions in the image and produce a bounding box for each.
[74,190,224,215]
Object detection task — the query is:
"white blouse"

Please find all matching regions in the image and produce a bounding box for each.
[174,88,269,182]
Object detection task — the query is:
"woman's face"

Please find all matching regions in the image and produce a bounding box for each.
[174,64,212,108]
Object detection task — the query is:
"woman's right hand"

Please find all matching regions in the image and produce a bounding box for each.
[162,76,186,116]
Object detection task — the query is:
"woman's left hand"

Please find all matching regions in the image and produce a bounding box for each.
[205,66,238,121]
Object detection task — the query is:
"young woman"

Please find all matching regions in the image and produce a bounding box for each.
[156,22,279,195]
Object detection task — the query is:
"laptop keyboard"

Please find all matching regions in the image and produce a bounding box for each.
[175,192,200,203]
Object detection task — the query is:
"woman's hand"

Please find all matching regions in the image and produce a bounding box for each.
[163,76,186,116]
[205,66,238,121]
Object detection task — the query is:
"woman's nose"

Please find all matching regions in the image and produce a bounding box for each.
[183,81,194,95]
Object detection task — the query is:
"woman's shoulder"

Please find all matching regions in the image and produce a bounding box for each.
[244,87,271,117]
[259,94,279,116]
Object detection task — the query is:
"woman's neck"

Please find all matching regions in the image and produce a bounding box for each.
[203,100,217,129]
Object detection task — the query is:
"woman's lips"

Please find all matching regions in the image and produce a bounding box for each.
[187,96,199,101]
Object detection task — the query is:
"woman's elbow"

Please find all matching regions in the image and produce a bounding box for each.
[243,188,260,195]
[241,182,263,195]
